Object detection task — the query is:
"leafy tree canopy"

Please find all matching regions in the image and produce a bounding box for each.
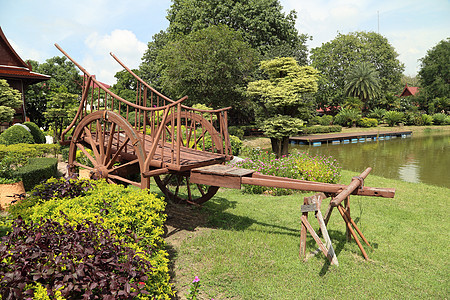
[166,0,309,64]
[0,79,22,123]
[311,31,404,111]
[157,24,259,109]
[25,57,81,129]
[247,57,319,157]
[418,37,450,100]
[344,62,381,110]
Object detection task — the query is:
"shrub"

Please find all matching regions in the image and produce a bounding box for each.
[14,157,58,190]
[27,180,173,298]
[204,134,242,156]
[301,125,342,135]
[0,143,59,160]
[421,114,433,126]
[384,111,404,126]
[432,113,447,125]
[357,117,378,128]
[228,126,244,140]
[367,108,386,121]
[311,115,333,126]
[24,121,46,144]
[0,125,34,145]
[0,215,154,299]
[334,108,361,127]
[229,149,341,195]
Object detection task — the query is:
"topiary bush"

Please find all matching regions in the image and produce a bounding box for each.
[0,143,59,160]
[27,180,173,298]
[14,157,58,190]
[357,117,378,128]
[24,121,46,144]
[0,215,154,299]
[0,125,34,145]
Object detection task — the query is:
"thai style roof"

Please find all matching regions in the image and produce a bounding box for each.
[399,83,420,97]
[0,26,50,84]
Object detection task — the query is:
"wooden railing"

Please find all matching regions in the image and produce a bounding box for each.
[56,44,232,169]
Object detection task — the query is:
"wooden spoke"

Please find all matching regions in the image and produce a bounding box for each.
[76,143,97,167]
[83,127,102,164]
[110,159,139,173]
[106,137,130,169]
[68,111,147,189]
[155,174,219,205]
[104,122,116,165]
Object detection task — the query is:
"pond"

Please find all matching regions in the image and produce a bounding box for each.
[289,131,450,188]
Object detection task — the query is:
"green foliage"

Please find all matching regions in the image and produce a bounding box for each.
[311,31,404,110]
[367,108,387,121]
[165,0,308,63]
[44,86,78,141]
[14,157,58,190]
[0,153,28,182]
[0,79,22,123]
[333,108,362,127]
[345,62,381,107]
[27,180,172,298]
[25,57,81,130]
[261,115,304,139]
[0,125,34,145]
[23,121,46,144]
[247,57,319,157]
[158,24,259,109]
[384,110,405,126]
[229,149,341,195]
[357,117,378,128]
[418,38,450,100]
[0,143,59,160]
[301,125,342,135]
[228,126,244,140]
[311,115,333,126]
[432,113,448,125]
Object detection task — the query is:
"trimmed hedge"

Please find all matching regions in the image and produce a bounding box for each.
[14,157,58,190]
[301,125,342,135]
[0,125,34,145]
[24,121,46,144]
[0,143,60,160]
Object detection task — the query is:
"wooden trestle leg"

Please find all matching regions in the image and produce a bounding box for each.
[300,193,338,265]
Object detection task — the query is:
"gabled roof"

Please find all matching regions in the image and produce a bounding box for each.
[0,26,50,84]
[399,83,420,97]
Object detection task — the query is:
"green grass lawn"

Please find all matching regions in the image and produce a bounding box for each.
[166,170,449,299]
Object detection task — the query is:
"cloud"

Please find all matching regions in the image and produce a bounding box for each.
[83,29,147,84]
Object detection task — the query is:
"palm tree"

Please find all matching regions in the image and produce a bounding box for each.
[344,62,381,112]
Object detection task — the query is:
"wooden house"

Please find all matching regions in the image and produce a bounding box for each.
[0,26,50,124]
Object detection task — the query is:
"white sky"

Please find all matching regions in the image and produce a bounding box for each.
[1,0,449,84]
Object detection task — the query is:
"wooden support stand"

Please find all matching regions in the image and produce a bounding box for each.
[300,168,375,263]
[300,193,338,265]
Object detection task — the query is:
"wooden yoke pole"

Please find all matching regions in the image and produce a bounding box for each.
[330,167,372,207]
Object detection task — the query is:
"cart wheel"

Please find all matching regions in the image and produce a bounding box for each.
[68,110,149,189]
[154,173,219,205]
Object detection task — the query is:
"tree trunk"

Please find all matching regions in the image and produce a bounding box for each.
[270,137,290,158]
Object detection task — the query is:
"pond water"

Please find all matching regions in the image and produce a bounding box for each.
[289,131,450,188]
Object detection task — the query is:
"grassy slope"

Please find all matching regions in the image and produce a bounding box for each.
[170,171,449,299]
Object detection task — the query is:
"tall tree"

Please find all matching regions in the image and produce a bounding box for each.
[0,79,22,123]
[25,57,81,129]
[157,25,259,110]
[311,31,404,112]
[418,38,450,101]
[166,0,309,64]
[44,86,78,142]
[247,57,319,157]
[344,62,381,112]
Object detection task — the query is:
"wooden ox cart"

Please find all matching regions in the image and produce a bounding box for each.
[56,44,395,262]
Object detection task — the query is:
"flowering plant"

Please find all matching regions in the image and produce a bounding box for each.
[229,148,341,195]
